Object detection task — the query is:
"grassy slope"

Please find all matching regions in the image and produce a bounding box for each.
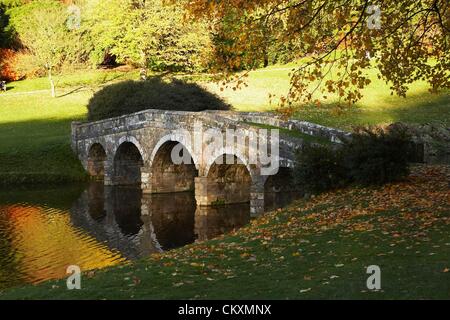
[206,65,450,129]
[1,165,448,299]
[0,65,448,185]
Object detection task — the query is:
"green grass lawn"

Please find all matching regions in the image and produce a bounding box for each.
[0,64,448,185]
[0,69,140,185]
[1,165,448,299]
[6,68,139,93]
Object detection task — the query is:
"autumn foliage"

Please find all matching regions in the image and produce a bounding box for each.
[0,48,19,81]
[177,0,450,110]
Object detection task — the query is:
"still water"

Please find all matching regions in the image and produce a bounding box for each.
[0,183,297,290]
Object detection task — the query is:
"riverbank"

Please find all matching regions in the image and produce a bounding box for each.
[1,164,448,299]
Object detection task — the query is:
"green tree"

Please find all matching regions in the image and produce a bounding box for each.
[8,0,76,96]
[85,0,212,72]
[0,0,22,48]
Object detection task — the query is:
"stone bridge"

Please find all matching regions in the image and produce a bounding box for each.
[71,109,348,215]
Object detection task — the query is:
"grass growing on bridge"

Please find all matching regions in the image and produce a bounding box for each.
[244,122,336,146]
[0,65,448,185]
[1,165,449,299]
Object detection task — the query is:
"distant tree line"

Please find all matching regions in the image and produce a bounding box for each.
[0,0,295,81]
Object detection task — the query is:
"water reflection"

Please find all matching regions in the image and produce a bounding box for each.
[195,204,250,241]
[71,183,250,259]
[141,192,196,251]
[0,203,125,289]
[0,182,298,289]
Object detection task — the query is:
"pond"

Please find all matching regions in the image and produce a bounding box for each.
[0,183,298,290]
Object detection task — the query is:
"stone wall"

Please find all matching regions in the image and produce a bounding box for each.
[388,122,450,164]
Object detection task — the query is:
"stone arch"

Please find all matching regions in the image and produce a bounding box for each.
[150,140,198,193]
[87,143,107,180]
[204,146,254,179]
[197,154,252,206]
[113,141,144,186]
[113,136,147,163]
[150,134,198,170]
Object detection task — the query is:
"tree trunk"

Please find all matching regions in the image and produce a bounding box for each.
[48,68,55,98]
[263,45,269,68]
[264,54,269,68]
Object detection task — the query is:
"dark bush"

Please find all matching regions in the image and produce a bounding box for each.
[293,144,347,194]
[342,126,411,185]
[293,126,412,194]
[87,77,232,121]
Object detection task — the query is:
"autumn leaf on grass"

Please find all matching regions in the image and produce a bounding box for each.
[133,277,141,285]
[190,262,204,268]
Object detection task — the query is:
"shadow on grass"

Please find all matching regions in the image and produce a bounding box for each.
[56,86,88,98]
[293,90,450,130]
[0,117,88,187]
[386,92,450,124]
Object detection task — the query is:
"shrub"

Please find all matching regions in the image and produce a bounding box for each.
[87,77,232,121]
[0,48,19,81]
[10,51,45,79]
[293,144,347,194]
[343,126,411,185]
[293,126,412,194]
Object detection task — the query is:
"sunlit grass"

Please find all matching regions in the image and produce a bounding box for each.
[206,64,450,130]
[0,68,142,185]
